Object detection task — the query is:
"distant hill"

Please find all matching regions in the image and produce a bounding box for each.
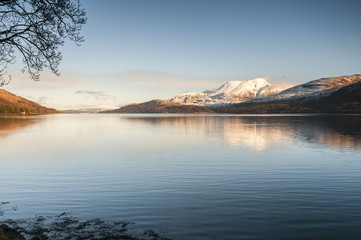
[101,99,214,113]
[59,105,118,113]
[0,89,58,115]
[211,78,361,114]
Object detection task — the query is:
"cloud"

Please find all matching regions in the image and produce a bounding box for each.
[115,71,297,90]
[106,70,231,93]
[75,90,117,100]
[348,38,359,47]
[5,71,90,90]
[36,96,53,105]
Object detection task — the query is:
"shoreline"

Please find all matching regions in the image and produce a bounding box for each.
[0,203,173,240]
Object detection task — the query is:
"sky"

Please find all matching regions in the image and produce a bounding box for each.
[3,0,361,109]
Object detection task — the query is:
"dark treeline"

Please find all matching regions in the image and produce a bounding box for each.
[0,105,56,115]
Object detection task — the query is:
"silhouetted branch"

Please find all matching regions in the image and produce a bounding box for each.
[0,0,86,83]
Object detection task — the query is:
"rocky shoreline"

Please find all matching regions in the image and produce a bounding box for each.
[0,217,173,240]
[0,203,172,240]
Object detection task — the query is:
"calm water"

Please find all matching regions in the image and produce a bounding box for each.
[1,114,361,239]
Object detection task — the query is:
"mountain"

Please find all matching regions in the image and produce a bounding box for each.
[104,74,361,114]
[253,74,361,102]
[60,105,118,113]
[102,99,214,113]
[169,78,292,106]
[0,89,58,115]
[312,80,361,113]
[212,75,361,114]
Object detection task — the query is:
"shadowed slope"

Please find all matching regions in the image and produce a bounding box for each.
[102,99,214,113]
[212,80,361,114]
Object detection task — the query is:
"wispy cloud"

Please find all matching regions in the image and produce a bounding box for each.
[108,70,228,92]
[348,38,359,47]
[75,90,117,100]
[36,96,53,105]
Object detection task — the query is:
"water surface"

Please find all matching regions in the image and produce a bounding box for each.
[1,114,361,239]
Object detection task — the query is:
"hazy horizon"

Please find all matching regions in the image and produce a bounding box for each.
[2,0,361,109]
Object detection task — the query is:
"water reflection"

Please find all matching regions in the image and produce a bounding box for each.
[1,114,361,240]
[122,114,361,151]
[0,116,43,139]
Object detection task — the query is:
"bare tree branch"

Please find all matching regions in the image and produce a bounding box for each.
[0,0,86,83]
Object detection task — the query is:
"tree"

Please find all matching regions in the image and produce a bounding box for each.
[0,0,86,86]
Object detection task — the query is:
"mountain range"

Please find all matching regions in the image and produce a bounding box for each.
[213,75,361,113]
[111,74,361,114]
[252,74,361,103]
[2,74,359,115]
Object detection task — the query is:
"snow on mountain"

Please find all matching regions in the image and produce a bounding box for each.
[169,78,291,106]
[252,74,361,103]
[206,78,269,96]
[59,105,118,113]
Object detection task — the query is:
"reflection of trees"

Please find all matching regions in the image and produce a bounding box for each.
[122,115,361,151]
[0,117,42,138]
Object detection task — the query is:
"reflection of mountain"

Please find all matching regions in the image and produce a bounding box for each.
[0,117,42,138]
[122,115,361,151]
[289,115,361,149]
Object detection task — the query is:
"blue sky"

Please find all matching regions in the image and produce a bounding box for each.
[5,0,361,109]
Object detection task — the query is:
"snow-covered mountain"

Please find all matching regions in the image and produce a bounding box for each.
[253,74,361,103]
[169,78,292,106]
